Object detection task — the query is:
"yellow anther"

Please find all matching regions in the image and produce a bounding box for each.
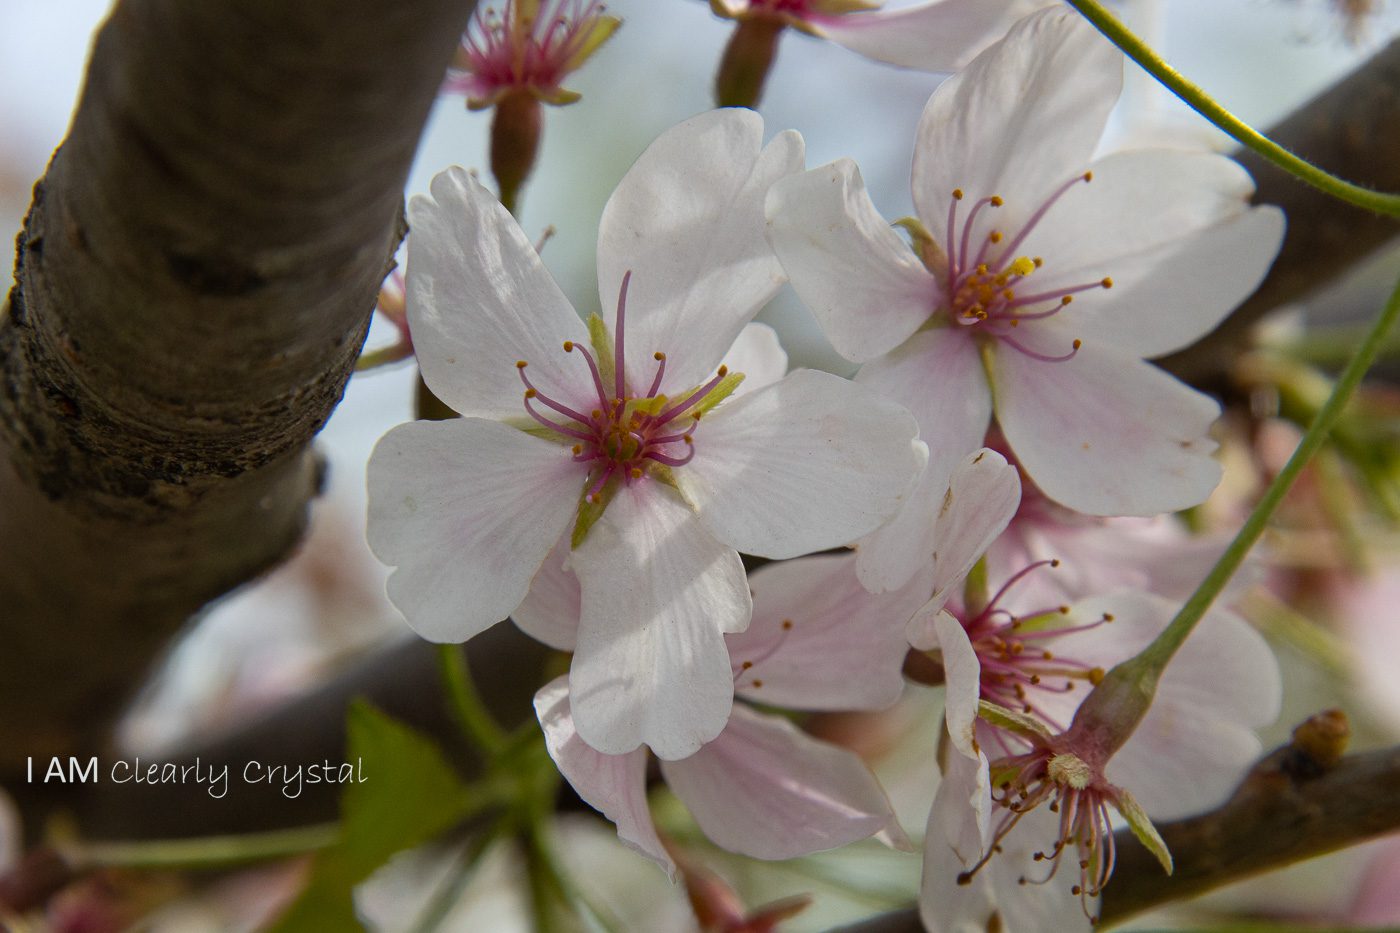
[751,679,764,688]
[1002,289,1016,301]
[683,435,693,444]
[525,388,537,398]
[1010,256,1036,277]
[1033,257,1044,267]
[1061,295,1073,305]
[1009,319,1020,328]
[952,188,965,200]
[591,409,603,419]
[572,444,582,454]
[1072,339,1082,349]
[976,263,989,275]
[516,360,528,368]
[1103,613,1114,622]
[989,231,1003,244]
[990,195,1004,207]
[741,660,753,670]
[1083,171,1093,182]
[1089,667,1105,685]
[654,351,666,360]
[1101,276,1114,289]
[781,619,794,630]
[563,340,575,351]
[630,467,642,479]
[717,365,729,377]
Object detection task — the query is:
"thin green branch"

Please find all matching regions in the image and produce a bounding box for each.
[66,822,340,870]
[1141,270,1400,669]
[1065,0,1400,217]
[436,643,508,756]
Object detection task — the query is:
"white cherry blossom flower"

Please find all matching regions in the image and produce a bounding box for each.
[533,550,929,872]
[709,0,1044,72]
[766,7,1285,593]
[367,109,926,761]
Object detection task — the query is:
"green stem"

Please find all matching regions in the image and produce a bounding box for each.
[436,643,508,756]
[1138,270,1400,671]
[1064,0,1400,217]
[68,822,340,870]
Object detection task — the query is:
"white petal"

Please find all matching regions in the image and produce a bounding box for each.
[569,483,749,760]
[661,705,904,860]
[534,677,673,875]
[854,328,993,593]
[680,369,926,559]
[919,751,996,933]
[816,0,1043,72]
[720,322,788,396]
[928,449,1022,606]
[366,419,580,643]
[728,552,933,710]
[513,533,580,652]
[766,159,938,363]
[407,167,591,420]
[1007,148,1284,358]
[911,8,1121,237]
[992,339,1222,516]
[933,608,983,760]
[985,804,1095,933]
[598,110,805,390]
[1065,205,1285,358]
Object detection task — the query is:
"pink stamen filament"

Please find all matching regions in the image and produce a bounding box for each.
[515,269,730,500]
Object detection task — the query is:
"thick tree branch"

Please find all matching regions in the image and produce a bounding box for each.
[0,0,476,770]
[1160,37,1400,385]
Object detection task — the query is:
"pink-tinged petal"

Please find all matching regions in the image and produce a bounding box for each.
[406,167,592,421]
[911,8,1121,236]
[815,0,1043,72]
[928,449,1022,606]
[919,751,996,933]
[992,338,1222,516]
[569,483,749,760]
[513,533,580,651]
[1064,205,1285,359]
[933,607,983,760]
[680,368,926,559]
[765,159,938,363]
[661,705,905,860]
[720,322,788,397]
[1039,593,1280,820]
[727,552,934,711]
[1336,570,1400,735]
[366,419,580,643]
[985,803,1095,933]
[854,328,992,593]
[598,110,805,389]
[534,676,673,875]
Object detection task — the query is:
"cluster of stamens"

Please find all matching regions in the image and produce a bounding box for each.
[517,272,729,503]
[453,0,608,96]
[962,561,1111,730]
[961,748,1119,925]
[943,173,1113,363]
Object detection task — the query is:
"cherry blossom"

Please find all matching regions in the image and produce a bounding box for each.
[367,109,926,761]
[533,550,929,873]
[444,0,620,110]
[709,0,1043,72]
[766,7,1286,595]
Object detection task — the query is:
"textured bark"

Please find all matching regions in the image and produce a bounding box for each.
[1161,37,1400,385]
[0,0,476,770]
[831,735,1400,932]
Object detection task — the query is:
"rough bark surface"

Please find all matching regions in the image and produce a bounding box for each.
[0,0,477,769]
[1160,37,1400,385]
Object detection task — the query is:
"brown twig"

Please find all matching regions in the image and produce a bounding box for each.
[0,0,477,771]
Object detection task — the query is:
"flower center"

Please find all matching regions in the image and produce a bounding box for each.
[942,173,1114,363]
[961,561,1109,729]
[962,747,1120,924]
[516,271,734,504]
[460,0,609,92]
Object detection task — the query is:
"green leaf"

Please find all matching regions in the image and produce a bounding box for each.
[976,700,1053,743]
[1116,788,1173,876]
[266,702,474,932]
